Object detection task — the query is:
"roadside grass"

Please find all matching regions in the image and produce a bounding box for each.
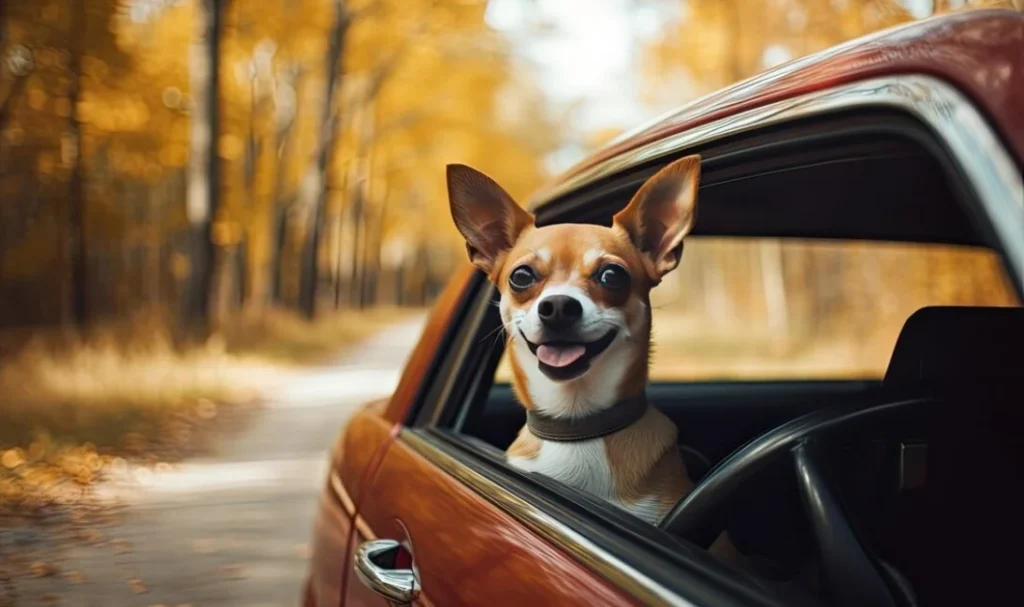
[0,307,418,513]
[221,305,416,365]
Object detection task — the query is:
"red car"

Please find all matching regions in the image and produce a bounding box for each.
[305,9,1024,607]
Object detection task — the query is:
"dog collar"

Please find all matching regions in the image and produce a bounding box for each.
[526,395,649,442]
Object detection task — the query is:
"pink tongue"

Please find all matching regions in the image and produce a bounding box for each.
[537,344,586,368]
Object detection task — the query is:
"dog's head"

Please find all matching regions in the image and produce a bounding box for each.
[447,156,700,415]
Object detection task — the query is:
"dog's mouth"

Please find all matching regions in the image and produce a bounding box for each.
[519,329,618,381]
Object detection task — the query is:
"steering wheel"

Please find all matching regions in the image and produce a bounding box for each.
[660,397,929,607]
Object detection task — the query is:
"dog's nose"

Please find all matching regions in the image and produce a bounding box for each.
[537,295,583,331]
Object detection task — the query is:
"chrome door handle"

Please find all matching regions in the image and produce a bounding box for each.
[354,539,419,604]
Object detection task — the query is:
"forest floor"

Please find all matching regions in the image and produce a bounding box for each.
[0,306,417,512]
[0,311,426,606]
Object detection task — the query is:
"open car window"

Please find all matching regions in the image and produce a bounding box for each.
[494,237,1018,384]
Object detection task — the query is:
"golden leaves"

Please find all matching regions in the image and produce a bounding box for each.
[1,450,26,470]
[217,134,244,161]
[53,97,72,117]
[30,562,59,578]
[129,578,149,594]
[3,0,558,318]
[27,87,49,111]
[212,220,243,246]
[641,0,923,101]
[159,143,190,166]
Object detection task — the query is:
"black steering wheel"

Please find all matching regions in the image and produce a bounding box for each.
[660,397,929,607]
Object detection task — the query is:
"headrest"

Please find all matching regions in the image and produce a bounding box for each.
[884,306,1024,387]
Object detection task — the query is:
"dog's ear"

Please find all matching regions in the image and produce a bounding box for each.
[613,154,700,281]
[447,164,534,278]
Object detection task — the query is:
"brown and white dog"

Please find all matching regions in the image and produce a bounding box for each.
[447,156,734,556]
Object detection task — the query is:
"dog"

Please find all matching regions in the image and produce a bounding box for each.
[447,155,736,558]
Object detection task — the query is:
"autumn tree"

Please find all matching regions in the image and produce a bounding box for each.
[0,0,560,330]
[315,0,560,310]
[1,0,135,327]
[180,0,223,335]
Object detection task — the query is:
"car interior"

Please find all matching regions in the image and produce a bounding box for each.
[425,111,1024,606]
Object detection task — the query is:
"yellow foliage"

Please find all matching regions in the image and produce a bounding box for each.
[642,0,1020,107]
[642,0,913,104]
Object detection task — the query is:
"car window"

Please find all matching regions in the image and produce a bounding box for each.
[495,236,1018,383]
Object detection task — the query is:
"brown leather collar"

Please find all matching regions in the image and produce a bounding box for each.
[526,395,648,442]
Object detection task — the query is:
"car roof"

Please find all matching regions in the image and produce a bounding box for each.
[527,9,1024,211]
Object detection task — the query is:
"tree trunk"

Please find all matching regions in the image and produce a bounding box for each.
[182,0,222,336]
[270,202,288,302]
[269,96,299,306]
[0,74,27,134]
[759,239,789,348]
[360,171,389,308]
[299,0,350,319]
[344,81,377,307]
[348,195,367,307]
[64,0,88,328]
[358,211,376,308]
[245,92,279,312]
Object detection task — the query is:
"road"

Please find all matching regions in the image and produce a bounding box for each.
[2,316,426,607]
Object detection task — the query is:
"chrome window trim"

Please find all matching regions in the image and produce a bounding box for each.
[529,75,1024,287]
[329,470,356,516]
[399,428,699,607]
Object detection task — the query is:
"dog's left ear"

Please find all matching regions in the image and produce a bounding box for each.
[613,154,700,281]
[447,164,534,279]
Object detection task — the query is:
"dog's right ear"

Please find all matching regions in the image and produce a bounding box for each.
[613,155,700,283]
[447,164,534,279]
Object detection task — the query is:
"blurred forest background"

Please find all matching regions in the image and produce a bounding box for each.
[1,0,1020,507]
[1,0,1018,339]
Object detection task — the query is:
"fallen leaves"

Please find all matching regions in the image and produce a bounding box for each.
[1,450,26,470]
[72,528,103,544]
[194,399,218,420]
[1,397,258,516]
[129,578,148,594]
[1,440,116,514]
[30,561,59,577]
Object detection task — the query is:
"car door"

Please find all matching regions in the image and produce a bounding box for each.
[345,435,636,607]
[340,278,640,607]
[342,272,772,607]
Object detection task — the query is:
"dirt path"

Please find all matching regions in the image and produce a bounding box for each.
[0,316,426,607]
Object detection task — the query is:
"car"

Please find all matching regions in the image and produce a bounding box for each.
[303,9,1023,607]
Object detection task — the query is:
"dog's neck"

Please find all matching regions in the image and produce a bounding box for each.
[526,392,648,442]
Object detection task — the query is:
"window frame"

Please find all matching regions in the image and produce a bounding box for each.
[396,75,1024,607]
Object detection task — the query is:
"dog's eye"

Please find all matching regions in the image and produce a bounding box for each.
[509,266,537,291]
[596,264,630,290]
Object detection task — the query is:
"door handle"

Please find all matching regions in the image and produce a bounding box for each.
[354,539,419,604]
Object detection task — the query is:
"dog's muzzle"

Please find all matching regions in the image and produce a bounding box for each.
[519,328,618,381]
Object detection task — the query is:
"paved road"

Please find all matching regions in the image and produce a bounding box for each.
[2,316,425,607]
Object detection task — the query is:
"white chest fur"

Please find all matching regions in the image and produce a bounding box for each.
[507,438,666,525]
[508,438,615,501]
